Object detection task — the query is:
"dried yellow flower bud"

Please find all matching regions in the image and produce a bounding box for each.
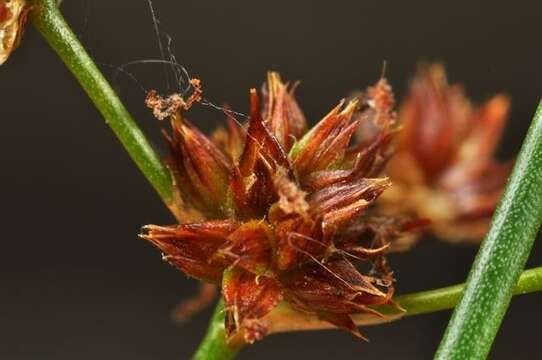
[0,0,29,65]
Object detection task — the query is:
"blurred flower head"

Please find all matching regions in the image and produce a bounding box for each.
[378,64,512,245]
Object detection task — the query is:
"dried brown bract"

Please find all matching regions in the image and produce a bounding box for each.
[141,72,409,342]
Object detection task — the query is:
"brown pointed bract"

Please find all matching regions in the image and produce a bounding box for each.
[211,108,245,162]
[141,221,239,282]
[230,90,294,219]
[165,114,231,218]
[223,267,282,343]
[142,74,413,342]
[262,72,307,151]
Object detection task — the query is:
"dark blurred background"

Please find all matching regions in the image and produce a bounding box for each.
[2,1,542,359]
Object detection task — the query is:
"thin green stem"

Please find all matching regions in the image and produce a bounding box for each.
[193,267,542,359]
[29,0,173,204]
[435,101,542,360]
[192,300,243,360]
[394,266,542,317]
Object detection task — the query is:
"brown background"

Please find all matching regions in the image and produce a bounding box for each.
[1,1,542,359]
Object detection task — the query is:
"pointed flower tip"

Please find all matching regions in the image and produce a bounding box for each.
[139,224,156,235]
[341,98,360,117]
[249,88,261,119]
[139,224,172,242]
[267,71,282,86]
[485,94,511,121]
[333,99,347,113]
[166,116,231,216]
[250,88,258,100]
[419,62,447,86]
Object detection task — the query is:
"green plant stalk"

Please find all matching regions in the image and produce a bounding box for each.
[29,0,173,204]
[394,266,542,317]
[435,101,542,360]
[192,300,243,360]
[193,267,542,359]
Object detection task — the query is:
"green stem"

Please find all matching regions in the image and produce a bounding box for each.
[192,300,243,360]
[193,267,542,359]
[435,101,542,360]
[29,0,173,204]
[394,266,542,317]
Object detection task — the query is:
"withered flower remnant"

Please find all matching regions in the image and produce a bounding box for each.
[379,64,512,244]
[0,0,29,65]
[142,72,406,342]
[145,78,203,120]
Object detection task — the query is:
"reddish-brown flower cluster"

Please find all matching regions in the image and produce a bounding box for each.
[142,66,513,342]
[377,64,512,244]
[142,73,406,342]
